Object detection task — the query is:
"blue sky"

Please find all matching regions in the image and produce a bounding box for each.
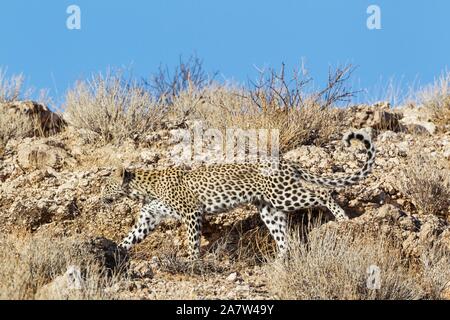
[0,0,449,105]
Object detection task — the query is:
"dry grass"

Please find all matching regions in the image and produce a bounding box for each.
[0,69,25,103]
[0,70,30,145]
[0,71,58,146]
[397,153,450,218]
[0,110,35,145]
[420,243,450,298]
[0,103,62,147]
[154,250,229,276]
[166,85,345,157]
[64,71,166,145]
[62,63,350,153]
[419,71,450,131]
[0,234,124,300]
[265,226,450,300]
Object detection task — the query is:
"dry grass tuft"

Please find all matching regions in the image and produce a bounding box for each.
[167,86,345,156]
[265,226,450,300]
[147,239,230,276]
[0,110,36,145]
[204,65,353,152]
[420,243,450,298]
[0,70,30,145]
[0,69,25,103]
[0,234,124,300]
[64,70,166,145]
[397,153,450,218]
[0,71,59,145]
[419,71,450,131]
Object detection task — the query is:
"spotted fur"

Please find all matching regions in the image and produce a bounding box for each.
[101,130,375,260]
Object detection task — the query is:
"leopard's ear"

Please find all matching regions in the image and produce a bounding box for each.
[114,166,134,183]
[114,166,125,179]
[114,167,131,184]
[122,169,134,183]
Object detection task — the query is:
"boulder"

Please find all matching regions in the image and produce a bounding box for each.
[2,100,66,136]
[348,102,404,132]
[35,265,84,299]
[17,140,76,170]
[400,104,437,134]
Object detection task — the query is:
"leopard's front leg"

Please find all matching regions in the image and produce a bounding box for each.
[119,200,169,250]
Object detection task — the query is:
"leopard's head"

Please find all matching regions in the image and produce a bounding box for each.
[101,167,132,204]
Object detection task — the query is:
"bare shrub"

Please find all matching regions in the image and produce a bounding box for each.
[266,227,424,300]
[0,234,123,300]
[64,71,165,145]
[250,63,356,110]
[397,153,450,218]
[145,54,217,104]
[419,71,450,131]
[247,64,354,150]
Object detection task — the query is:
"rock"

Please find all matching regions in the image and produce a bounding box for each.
[236,284,250,292]
[226,272,238,282]
[130,261,154,279]
[2,100,65,136]
[376,204,403,221]
[372,109,403,132]
[140,150,160,164]
[400,104,436,134]
[17,140,76,170]
[36,265,84,299]
[377,131,399,142]
[348,102,404,132]
[9,200,53,231]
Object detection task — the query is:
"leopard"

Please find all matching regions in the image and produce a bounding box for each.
[101,130,376,260]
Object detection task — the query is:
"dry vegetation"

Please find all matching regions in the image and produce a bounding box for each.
[419,71,450,131]
[398,152,450,218]
[63,61,353,152]
[0,70,30,144]
[0,234,123,300]
[266,226,450,300]
[0,111,34,145]
[0,70,59,145]
[0,68,24,103]
[64,71,166,145]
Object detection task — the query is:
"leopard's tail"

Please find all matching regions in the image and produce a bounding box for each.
[294,130,376,188]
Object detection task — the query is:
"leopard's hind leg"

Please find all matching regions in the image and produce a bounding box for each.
[183,210,203,261]
[257,203,288,258]
[315,189,349,222]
